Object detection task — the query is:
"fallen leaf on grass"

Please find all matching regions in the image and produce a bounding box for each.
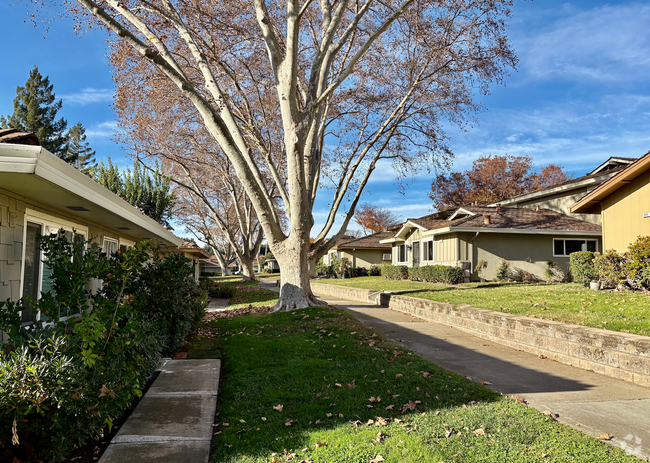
[473,428,485,436]
[285,420,293,426]
[350,420,363,427]
[422,372,432,378]
[273,404,284,412]
[369,455,385,463]
[315,441,326,448]
[335,383,342,387]
[375,417,388,427]
[326,413,332,418]
[315,420,322,425]
[369,396,381,403]
[510,395,527,405]
[385,405,394,410]
[480,381,492,386]
[395,374,403,378]
[543,410,559,420]
[444,428,455,438]
[373,431,384,444]
[400,401,417,413]
[597,433,612,440]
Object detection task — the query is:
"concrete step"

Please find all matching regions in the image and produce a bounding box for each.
[99,359,220,463]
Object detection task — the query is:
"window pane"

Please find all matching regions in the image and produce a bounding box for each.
[554,240,564,256]
[565,240,585,255]
[428,242,434,261]
[21,223,41,323]
[586,240,597,252]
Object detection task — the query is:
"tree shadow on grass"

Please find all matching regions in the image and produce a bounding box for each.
[203,307,608,463]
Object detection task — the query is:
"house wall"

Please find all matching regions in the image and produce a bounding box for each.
[467,233,602,281]
[0,187,144,342]
[601,169,650,252]
[391,231,460,267]
[509,186,602,225]
[338,249,386,269]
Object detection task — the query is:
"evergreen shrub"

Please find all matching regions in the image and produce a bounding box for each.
[381,263,408,280]
[408,265,464,284]
[569,251,596,286]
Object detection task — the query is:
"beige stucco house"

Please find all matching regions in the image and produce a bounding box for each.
[326,231,393,270]
[380,206,602,281]
[571,151,650,252]
[0,142,184,341]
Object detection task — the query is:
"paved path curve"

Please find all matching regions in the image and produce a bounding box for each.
[312,288,650,460]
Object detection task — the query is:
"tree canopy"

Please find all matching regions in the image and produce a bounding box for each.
[1,65,67,156]
[354,203,402,235]
[429,155,571,211]
[94,158,176,229]
[63,122,96,174]
[49,0,520,309]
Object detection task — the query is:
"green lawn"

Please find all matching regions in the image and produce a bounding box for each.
[205,275,245,283]
[405,283,650,336]
[313,276,451,291]
[186,307,636,463]
[226,283,279,310]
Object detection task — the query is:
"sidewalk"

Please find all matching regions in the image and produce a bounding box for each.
[99,359,220,463]
[313,289,650,460]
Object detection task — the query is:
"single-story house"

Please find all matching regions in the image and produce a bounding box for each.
[179,241,211,281]
[571,151,650,252]
[380,205,602,281]
[326,231,393,270]
[200,255,241,276]
[0,142,183,341]
[491,156,636,225]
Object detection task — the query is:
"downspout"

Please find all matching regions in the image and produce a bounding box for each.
[470,232,480,282]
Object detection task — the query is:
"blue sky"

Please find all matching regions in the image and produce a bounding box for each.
[2,1,650,236]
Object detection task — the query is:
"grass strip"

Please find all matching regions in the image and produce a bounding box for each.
[186,307,635,462]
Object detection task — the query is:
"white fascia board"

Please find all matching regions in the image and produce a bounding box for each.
[431,227,602,237]
[379,238,403,244]
[492,174,613,207]
[447,207,475,221]
[1,144,182,247]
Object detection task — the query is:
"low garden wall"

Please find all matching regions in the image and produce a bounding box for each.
[388,294,650,387]
[311,282,383,304]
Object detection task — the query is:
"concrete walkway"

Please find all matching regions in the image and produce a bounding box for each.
[313,289,650,460]
[99,359,220,463]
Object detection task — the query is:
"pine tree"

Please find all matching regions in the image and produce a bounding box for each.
[0,66,67,156]
[94,157,176,229]
[63,122,96,174]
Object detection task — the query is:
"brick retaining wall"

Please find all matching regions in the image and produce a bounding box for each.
[311,282,382,304]
[388,294,650,387]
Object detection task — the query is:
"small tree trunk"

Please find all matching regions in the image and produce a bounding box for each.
[240,255,256,281]
[272,236,317,311]
[223,266,231,276]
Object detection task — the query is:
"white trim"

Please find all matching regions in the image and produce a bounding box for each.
[379,237,402,244]
[552,238,599,257]
[423,226,602,237]
[0,144,182,247]
[395,243,408,263]
[491,172,618,207]
[447,207,476,222]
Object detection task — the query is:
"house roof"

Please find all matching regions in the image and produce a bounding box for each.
[493,164,630,208]
[0,128,40,146]
[0,143,182,247]
[588,156,637,175]
[571,150,650,214]
[180,241,211,259]
[381,206,601,242]
[333,231,393,250]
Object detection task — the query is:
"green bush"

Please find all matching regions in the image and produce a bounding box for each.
[350,267,369,278]
[495,259,511,282]
[408,265,464,284]
[369,265,381,277]
[0,233,207,461]
[594,250,625,289]
[381,263,408,280]
[624,236,650,288]
[569,251,596,286]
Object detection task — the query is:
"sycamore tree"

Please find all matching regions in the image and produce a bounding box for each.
[429,154,571,210]
[47,0,518,310]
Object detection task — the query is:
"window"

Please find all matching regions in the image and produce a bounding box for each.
[102,237,119,256]
[553,238,598,257]
[396,244,408,263]
[422,241,434,261]
[20,210,88,323]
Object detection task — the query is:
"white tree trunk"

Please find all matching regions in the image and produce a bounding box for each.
[240,255,256,281]
[272,235,317,311]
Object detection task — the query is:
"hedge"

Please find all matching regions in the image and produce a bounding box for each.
[408,265,464,284]
[569,251,596,286]
[381,263,408,280]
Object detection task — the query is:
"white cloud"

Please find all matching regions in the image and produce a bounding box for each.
[60,88,113,106]
[517,3,650,83]
[86,120,118,139]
